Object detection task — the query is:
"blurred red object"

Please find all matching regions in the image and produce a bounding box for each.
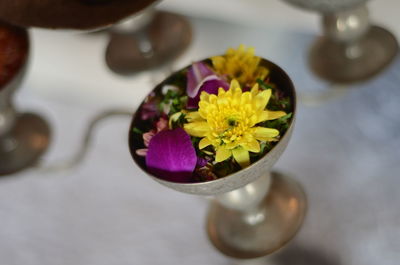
[0,21,28,89]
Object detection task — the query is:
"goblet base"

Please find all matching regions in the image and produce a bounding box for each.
[309,26,399,84]
[0,113,50,176]
[206,171,307,259]
[105,11,192,75]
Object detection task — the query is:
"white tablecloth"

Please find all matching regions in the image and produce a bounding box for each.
[1,1,400,264]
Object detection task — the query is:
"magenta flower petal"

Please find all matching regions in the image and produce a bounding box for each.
[187,78,229,109]
[146,128,197,182]
[187,62,216,98]
[196,157,208,167]
[140,100,158,120]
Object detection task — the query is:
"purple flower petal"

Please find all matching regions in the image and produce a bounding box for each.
[140,100,158,120]
[146,128,197,183]
[187,78,229,109]
[187,62,216,98]
[196,157,208,167]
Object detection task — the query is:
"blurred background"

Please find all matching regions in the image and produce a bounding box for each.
[0,0,399,264]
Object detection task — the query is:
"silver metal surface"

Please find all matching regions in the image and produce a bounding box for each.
[0,27,50,175]
[310,25,399,84]
[0,113,50,175]
[105,10,192,75]
[129,57,307,258]
[208,172,307,259]
[322,4,369,43]
[215,171,271,212]
[282,0,368,13]
[281,0,399,84]
[112,8,156,34]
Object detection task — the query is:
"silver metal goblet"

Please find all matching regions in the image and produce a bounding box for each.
[281,0,399,84]
[105,6,192,75]
[128,58,307,259]
[0,22,50,175]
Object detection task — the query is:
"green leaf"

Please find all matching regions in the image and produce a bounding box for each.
[257,78,273,90]
[277,112,292,122]
[132,127,143,134]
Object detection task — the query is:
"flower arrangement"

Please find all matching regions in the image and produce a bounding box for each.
[131,45,293,183]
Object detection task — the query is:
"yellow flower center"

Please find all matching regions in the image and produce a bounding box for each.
[201,98,257,148]
[184,80,287,168]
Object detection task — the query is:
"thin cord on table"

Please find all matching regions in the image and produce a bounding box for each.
[35,109,133,173]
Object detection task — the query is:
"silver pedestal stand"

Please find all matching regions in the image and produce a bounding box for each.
[0,26,50,176]
[129,58,307,259]
[282,0,398,84]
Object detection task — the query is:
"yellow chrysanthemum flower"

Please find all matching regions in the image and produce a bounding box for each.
[184,80,286,168]
[211,45,269,86]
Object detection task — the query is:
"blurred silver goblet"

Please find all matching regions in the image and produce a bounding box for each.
[0,22,50,175]
[105,7,192,75]
[129,58,307,259]
[281,0,399,84]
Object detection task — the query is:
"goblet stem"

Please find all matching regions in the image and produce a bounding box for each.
[107,6,156,57]
[0,61,24,149]
[111,7,156,58]
[322,4,369,45]
[0,97,19,156]
[0,100,17,138]
[0,111,50,176]
[0,51,50,175]
[207,172,307,259]
[136,30,155,59]
[215,172,273,231]
[105,8,192,75]
[309,2,399,83]
[112,8,156,34]
[0,91,50,175]
[215,172,271,214]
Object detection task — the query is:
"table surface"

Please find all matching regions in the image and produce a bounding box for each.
[1,1,400,264]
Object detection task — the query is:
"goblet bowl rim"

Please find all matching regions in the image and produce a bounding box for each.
[128,56,297,195]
